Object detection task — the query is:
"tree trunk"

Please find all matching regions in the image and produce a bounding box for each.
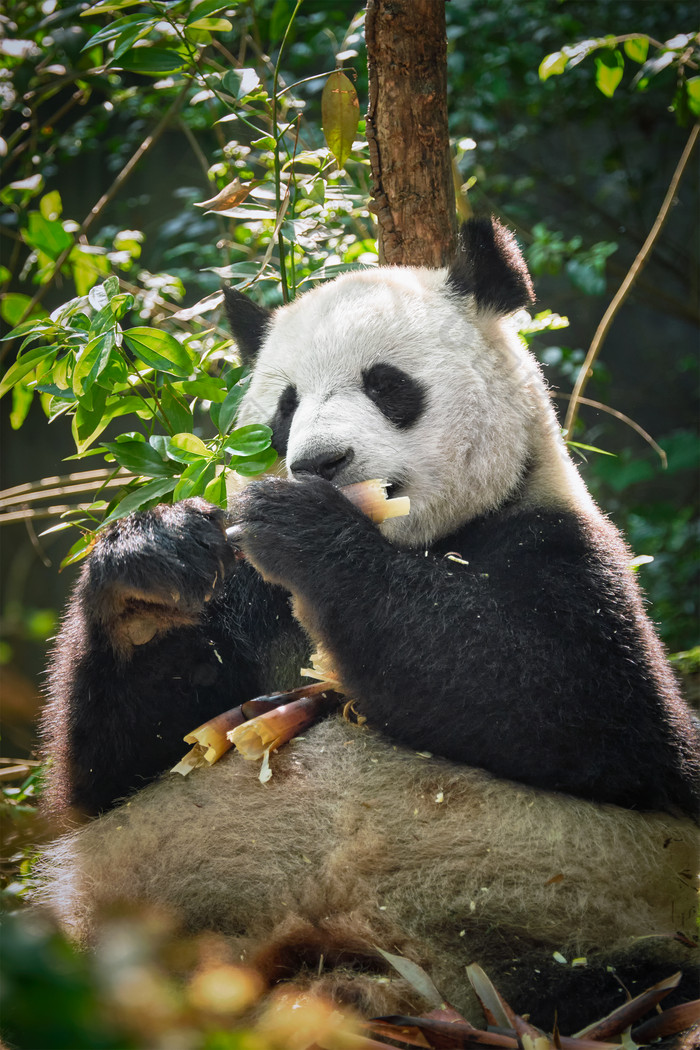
[365,0,457,268]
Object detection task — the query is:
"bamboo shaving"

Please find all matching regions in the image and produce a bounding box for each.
[259,748,273,784]
[171,742,209,776]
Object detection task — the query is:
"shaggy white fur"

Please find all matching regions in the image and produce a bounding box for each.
[238,267,594,548]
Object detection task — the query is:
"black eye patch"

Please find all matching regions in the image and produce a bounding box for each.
[361,363,426,429]
[270,384,298,456]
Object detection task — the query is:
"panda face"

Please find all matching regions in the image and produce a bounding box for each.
[238,266,541,548]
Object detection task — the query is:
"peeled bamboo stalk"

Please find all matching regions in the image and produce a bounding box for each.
[171,704,247,775]
[340,478,410,523]
[229,692,335,760]
[172,682,339,776]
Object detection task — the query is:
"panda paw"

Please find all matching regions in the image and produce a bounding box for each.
[229,477,376,590]
[84,498,234,649]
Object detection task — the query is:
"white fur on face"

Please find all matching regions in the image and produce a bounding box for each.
[239,267,568,547]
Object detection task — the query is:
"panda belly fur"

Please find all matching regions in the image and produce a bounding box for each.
[39,719,698,1028]
[37,218,700,1028]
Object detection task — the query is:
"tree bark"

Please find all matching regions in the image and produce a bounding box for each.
[366,0,457,268]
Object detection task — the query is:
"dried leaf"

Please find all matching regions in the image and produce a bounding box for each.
[632,998,700,1042]
[321,70,360,170]
[195,177,261,212]
[465,964,515,1027]
[374,947,444,1009]
[574,970,681,1040]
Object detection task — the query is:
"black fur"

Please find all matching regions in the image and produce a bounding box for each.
[448,217,535,314]
[41,499,303,815]
[233,477,700,819]
[362,363,427,428]
[269,384,298,457]
[43,481,700,820]
[223,286,271,364]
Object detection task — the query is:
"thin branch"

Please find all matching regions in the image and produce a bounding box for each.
[564,122,700,437]
[553,392,667,467]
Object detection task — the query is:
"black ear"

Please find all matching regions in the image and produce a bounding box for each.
[223,286,271,365]
[447,217,534,315]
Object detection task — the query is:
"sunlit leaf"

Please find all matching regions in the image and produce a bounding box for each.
[187,17,232,32]
[22,212,72,260]
[223,423,272,456]
[167,432,210,463]
[321,71,360,170]
[231,447,277,477]
[0,344,55,400]
[174,459,216,499]
[195,177,262,212]
[101,477,178,524]
[185,0,233,23]
[222,67,262,100]
[595,50,624,98]
[686,76,700,117]
[60,532,96,571]
[623,36,649,64]
[538,51,568,80]
[204,472,227,507]
[124,327,193,376]
[1,293,34,327]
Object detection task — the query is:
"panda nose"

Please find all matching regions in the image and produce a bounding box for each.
[289,449,354,481]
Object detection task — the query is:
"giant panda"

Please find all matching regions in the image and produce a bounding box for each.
[38,218,699,1030]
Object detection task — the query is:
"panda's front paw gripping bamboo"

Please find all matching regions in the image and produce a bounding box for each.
[174,479,410,780]
[225,477,410,548]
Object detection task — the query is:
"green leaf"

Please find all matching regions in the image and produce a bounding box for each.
[22,212,73,260]
[82,0,153,16]
[623,37,649,64]
[115,48,186,74]
[186,0,234,24]
[231,447,277,476]
[567,441,616,457]
[187,17,232,32]
[112,21,157,62]
[594,50,624,98]
[221,67,262,100]
[39,190,62,221]
[82,13,153,50]
[174,459,216,500]
[321,71,360,170]
[0,293,33,327]
[176,376,228,402]
[160,381,193,433]
[686,76,700,118]
[60,533,95,571]
[124,327,193,376]
[203,472,227,507]
[218,384,247,434]
[0,344,55,400]
[538,51,568,80]
[101,477,178,524]
[223,423,272,456]
[167,432,210,463]
[73,395,154,452]
[72,331,116,396]
[102,439,176,477]
[10,384,34,430]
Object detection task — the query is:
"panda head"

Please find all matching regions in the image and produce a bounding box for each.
[226,218,579,548]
